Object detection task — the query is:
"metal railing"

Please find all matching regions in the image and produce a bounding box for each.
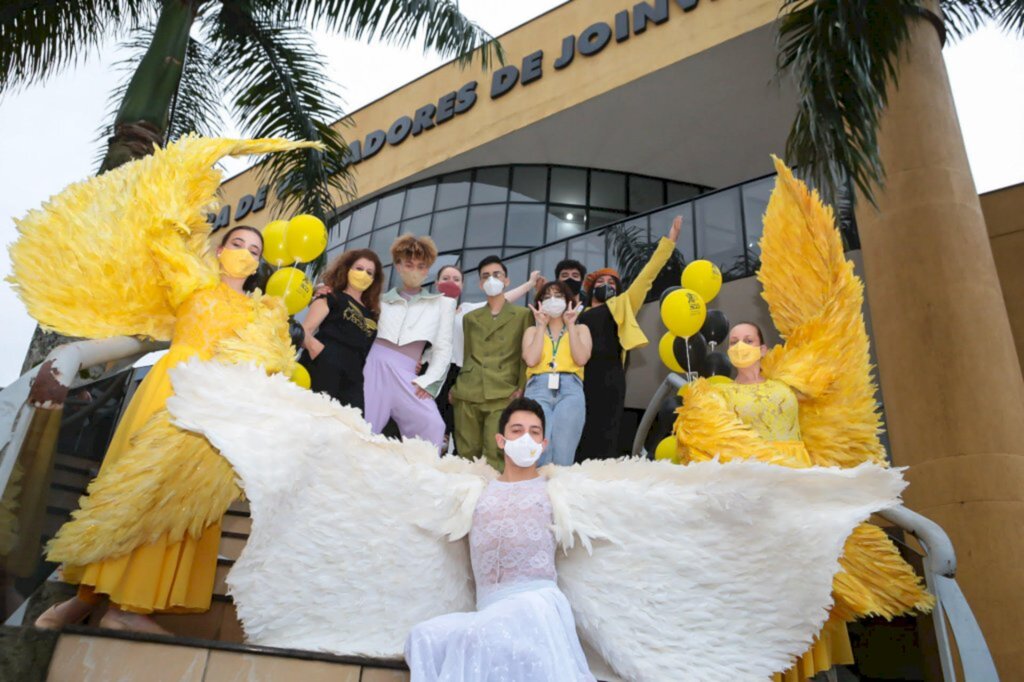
[633,373,1000,682]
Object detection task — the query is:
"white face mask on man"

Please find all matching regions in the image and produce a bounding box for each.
[501,433,544,467]
[482,276,506,297]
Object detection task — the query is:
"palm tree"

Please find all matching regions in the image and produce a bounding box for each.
[1,0,501,371]
[775,0,1023,205]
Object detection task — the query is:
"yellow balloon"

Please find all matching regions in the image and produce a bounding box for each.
[262,220,293,267]
[654,435,679,462]
[266,267,313,315]
[286,214,327,264]
[658,332,685,373]
[290,363,311,389]
[660,288,707,338]
[681,260,722,303]
[707,375,733,385]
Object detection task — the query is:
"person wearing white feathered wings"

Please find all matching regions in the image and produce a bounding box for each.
[166,359,910,682]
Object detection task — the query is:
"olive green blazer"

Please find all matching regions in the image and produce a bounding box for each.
[451,303,533,403]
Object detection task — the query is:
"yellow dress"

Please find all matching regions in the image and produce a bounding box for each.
[7,136,308,614]
[674,158,932,681]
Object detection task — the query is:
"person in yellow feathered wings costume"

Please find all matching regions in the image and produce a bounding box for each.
[7,136,314,633]
[674,157,934,682]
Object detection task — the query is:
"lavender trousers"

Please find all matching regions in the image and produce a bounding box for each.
[363,343,445,449]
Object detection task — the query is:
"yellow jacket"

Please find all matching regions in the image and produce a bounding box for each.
[604,236,675,361]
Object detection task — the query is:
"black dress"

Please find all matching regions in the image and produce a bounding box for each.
[300,291,377,411]
[577,304,627,460]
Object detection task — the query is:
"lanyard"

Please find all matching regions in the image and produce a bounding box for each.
[546,326,566,371]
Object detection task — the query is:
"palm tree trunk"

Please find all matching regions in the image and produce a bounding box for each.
[853,6,1024,677]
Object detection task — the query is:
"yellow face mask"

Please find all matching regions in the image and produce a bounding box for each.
[348,269,374,292]
[727,341,762,369]
[218,248,259,279]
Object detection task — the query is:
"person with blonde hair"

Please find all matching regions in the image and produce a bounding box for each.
[362,234,454,448]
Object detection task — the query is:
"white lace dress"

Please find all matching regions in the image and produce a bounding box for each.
[405,477,595,681]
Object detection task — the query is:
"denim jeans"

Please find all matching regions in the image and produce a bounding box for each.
[525,374,585,466]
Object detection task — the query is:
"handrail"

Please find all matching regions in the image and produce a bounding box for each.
[632,374,1000,682]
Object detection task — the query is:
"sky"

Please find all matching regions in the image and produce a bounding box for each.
[0,3,1022,387]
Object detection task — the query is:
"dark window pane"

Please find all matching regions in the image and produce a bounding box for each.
[350,202,376,237]
[400,215,431,239]
[430,207,467,253]
[465,204,506,248]
[460,248,498,280]
[549,167,587,205]
[650,205,694,263]
[329,214,351,249]
[504,246,529,258]
[404,181,437,218]
[347,232,371,251]
[374,192,404,228]
[471,167,510,204]
[370,225,400,262]
[503,255,529,294]
[622,214,649,242]
[589,209,626,229]
[436,171,471,210]
[530,242,567,284]
[695,188,744,275]
[462,269,482,303]
[741,176,775,258]
[667,181,702,203]
[510,166,547,202]
[590,171,626,210]
[568,230,607,276]
[629,175,664,213]
[546,205,586,242]
[506,204,546,247]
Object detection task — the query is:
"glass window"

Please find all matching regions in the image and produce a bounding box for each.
[629,175,664,213]
[436,171,471,210]
[546,205,586,242]
[370,225,400,262]
[589,209,626,229]
[549,167,587,206]
[465,204,506,248]
[460,249,497,280]
[695,188,744,276]
[427,253,460,283]
[404,181,436,218]
[530,242,567,284]
[650,204,695,264]
[505,204,546,247]
[471,167,509,204]
[347,232,371,251]
[430,207,467,253]
[741,176,775,259]
[328,214,351,249]
[590,171,626,210]
[399,215,431,239]
[503,255,530,295]
[462,269,482,303]
[620,214,649,243]
[381,265,393,290]
[667,181,702,203]
[568,230,607,276]
[373,192,404,228]
[510,166,547,202]
[350,202,376,237]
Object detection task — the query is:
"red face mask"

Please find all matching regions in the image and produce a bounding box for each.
[436,280,462,299]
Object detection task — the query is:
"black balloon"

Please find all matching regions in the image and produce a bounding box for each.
[288,318,305,349]
[701,309,730,346]
[672,333,708,374]
[659,285,681,306]
[701,350,735,379]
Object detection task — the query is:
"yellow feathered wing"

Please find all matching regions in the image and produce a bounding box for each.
[8,136,316,341]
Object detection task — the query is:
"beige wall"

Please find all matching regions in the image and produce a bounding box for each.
[981,183,1024,372]
[216,0,779,228]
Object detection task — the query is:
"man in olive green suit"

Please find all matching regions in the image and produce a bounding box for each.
[451,255,533,470]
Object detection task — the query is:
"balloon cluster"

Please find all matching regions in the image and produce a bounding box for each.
[262,215,328,316]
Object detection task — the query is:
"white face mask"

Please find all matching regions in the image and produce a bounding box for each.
[540,297,567,318]
[502,433,544,467]
[482,276,506,297]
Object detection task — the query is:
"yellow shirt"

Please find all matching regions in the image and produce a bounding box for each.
[717,379,802,442]
[526,327,585,380]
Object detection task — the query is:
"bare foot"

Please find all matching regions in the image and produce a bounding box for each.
[99,607,171,636]
[34,597,93,629]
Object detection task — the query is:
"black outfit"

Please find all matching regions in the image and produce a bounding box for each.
[434,363,460,451]
[300,291,376,411]
[577,305,627,460]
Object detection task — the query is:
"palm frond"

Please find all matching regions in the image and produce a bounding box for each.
[992,0,1024,32]
[210,2,354,273]
[0,0,151,92]
[607,225,685,302]
[271,0,503,68]
[938,0,994,39]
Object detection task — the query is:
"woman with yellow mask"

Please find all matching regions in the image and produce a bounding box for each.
[10,137,304,634]
[674,158,933,682]
[300,249,383,412]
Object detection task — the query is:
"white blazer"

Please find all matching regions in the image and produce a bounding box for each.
[377,288,456,394]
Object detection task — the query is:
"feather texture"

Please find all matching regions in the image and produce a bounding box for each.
[7,135,317,341]
[167,361,909,681]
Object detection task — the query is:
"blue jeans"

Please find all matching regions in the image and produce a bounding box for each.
[525,374,585,466]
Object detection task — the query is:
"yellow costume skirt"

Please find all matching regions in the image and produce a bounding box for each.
[58,346,225,614]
